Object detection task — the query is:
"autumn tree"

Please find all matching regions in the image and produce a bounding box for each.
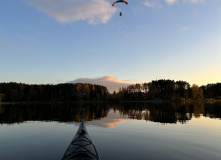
[191,84,204,100]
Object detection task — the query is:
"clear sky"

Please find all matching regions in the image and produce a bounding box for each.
[0,0,221,91]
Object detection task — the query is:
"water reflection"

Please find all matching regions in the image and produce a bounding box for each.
[0,102,221,125]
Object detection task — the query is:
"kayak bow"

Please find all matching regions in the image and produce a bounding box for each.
[62,119,100,160]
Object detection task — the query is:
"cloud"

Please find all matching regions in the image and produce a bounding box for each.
[68,76,132,93]
[165,0,178,5]
[144,0,205,7]
[144,0,163,8]
[182,0,205,3]
[178,26,189,31]
[23,0,117,24]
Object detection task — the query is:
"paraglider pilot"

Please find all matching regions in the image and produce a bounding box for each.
[112,1,128,16]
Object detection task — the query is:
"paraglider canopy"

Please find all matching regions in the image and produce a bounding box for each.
[112,0,128,6]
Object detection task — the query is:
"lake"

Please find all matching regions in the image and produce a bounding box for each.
[0,102,221,160]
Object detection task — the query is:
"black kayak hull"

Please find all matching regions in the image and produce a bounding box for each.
[62,119,100,160]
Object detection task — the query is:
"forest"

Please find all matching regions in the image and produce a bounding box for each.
[0,83,108,102]
[0,80,220,102]
[111,80,221,101]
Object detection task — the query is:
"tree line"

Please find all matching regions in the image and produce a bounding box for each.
[0,80,220,102]
[0,83,108,102]
[109,80,221,101]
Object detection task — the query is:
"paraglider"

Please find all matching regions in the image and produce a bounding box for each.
[112,0,128,16]
[112,0,128,6]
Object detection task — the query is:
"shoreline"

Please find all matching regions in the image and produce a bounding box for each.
[1,99,221,105]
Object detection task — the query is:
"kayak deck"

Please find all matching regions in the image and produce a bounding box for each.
[62,119,100,160]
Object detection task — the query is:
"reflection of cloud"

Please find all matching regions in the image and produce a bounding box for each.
[23,0,116,24]
[91,119,127,128]
[86,110,129,128]
[70,110,129,128]
[68,76,132,93]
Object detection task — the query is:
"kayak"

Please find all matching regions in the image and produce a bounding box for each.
[62,119,101,160]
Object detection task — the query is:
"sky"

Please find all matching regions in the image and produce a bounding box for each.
[0,0,221,92]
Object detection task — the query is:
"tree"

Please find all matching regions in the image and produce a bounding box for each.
[142,83,148,93]
[0,93,5,101]
[191,84,203,100]
[175,81,190,100]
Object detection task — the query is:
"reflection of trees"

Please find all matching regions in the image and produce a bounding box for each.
[124,103,191,124]
[0,102,221,125]
[204,101,221,119]
[192,102,205,118]
[0,106,4,114]
[117,102,221,124]
[0,103,109,124]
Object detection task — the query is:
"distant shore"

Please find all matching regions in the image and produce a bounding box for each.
[1,99,220,105]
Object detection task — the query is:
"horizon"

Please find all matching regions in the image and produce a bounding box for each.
[1,0,221,92]
[1,76,219,93]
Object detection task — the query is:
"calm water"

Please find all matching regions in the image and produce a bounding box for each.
[0,102,221,160]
